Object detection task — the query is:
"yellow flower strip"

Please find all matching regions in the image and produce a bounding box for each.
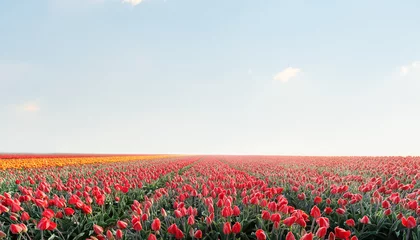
[0,155,175,170]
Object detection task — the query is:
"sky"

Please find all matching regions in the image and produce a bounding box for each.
[1,0,419,155]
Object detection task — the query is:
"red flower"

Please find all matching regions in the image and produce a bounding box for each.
[148,234,157,240]
[117,220,128,230]
[401,216,416,229]
[10,224,23,234]
[381,200,391,209]
[175,228,184,239]
[42,209,55,219]
[21,212,30,221]
[64,208,75,216]
[221,206,232,218]
[314,196,322,205]
[310,206,321,219]
[359,216,369,224]
[334,227,351,240]
[316,217,330,228]
[133,221,142,231]
[55,211,63,219]
[187,215,195,225]
[233,205,241,216]
[151,218,161,231]
[345,219,355,227]
[93,224,104,235]
[82,204,92,214]
[270,213,281,223]
[18,224,27,233]
[336,208,346,215]
[116,229,123,240]
[106,230,114,240]
[324,207,333,215]
[283,216,297,227]
[255,229,266,240]
[232,222,241,234]
[223,222,232,234]
[316,227,327,238]
[174,210,183,218]
[286,232,296,240]
[168,224,178,235]
[194,230,203,239]
[300,233,313,240]
[261,210,271,220]
[37,217,57,231]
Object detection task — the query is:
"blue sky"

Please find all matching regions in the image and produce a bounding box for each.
[1,0,419,155]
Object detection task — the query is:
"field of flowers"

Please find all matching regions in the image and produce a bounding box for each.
[0,155,418,240]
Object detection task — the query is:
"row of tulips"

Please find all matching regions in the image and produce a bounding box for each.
[0,154,175,169]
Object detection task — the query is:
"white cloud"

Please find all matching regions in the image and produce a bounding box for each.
[18,102,40,113]
[273,67,301,82]
[122,0,143,5]
[400,61,420,76]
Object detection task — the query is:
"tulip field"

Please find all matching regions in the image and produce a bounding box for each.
[0,155,419,240]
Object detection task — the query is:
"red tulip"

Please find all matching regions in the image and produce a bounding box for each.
[381,200,391,209]
[148,234,157,240]
[10,224,23,234]
[174,210,183,218]
[255,229,266,240]
[345,219,355,227]
[223,222,231,234]
[187,215,195,225]
[359,216,369,224]
[18,224,27,233]
[261,210,271,220]
[82,204,92,214]
[175,228,184,239]
[286,232,296,240]
[21,212,30,221]
[310,206,321,219]
[270,213,281,223]
[106,230,114,240]
[117,220,128,230]
[116,229,123,240]
[336,208,346,215]
[233,205,241,216]
[324,207,333,215]
[151,218,161,231]
[300,233,313,240]
[232,222,241,234]
[42,209,55,219]
[64,208,75,216]
[133,221,142,231]
[401,216,416,229]
[194,230,203,239]
[316,217,330,228]
[314,196,322,204]
[316,227,327,238]
[93,224,104,235]
[334,227,351,239]
[283,216,297,226]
